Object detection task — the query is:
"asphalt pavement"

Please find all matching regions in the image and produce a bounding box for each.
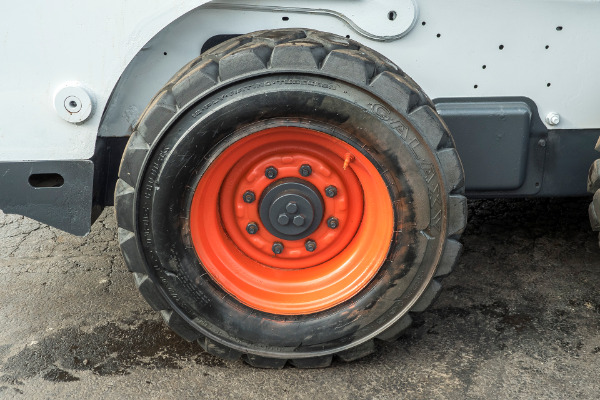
[0,198,599,399]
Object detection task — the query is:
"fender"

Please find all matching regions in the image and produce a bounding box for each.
[0,1,215,162]
[0,0,415,162]
[0,0,415,234]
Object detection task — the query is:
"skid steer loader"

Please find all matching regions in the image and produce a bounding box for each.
[1,0,598,367]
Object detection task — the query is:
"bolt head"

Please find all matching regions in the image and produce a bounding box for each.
[243,191,256,203]
[305,240,317,252]
[246,222,259,235]
[546,112,560,126]
[293,215,305,227]
[285,202,298,214]
[325,185,338,198]
[272,242,284,255]
[265,166,278,180]
[54,84,94,123]
[277,214,290,225]
[299,164,312,177]
[65,96,82,113]
[327,217,339,229]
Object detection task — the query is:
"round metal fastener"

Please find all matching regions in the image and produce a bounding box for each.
[546,112,560,126]
[325,185,338,198]
[293,215,306,227]
[54,83,94,123]
[265,166,278,179]
[246,222,259,235]
[65,96,82,113]
[299,164,312,177]
[327,217,339,229]
[243,191,256,203]
[277,214,290,226]
[286,202,298,214]
[305,239,317,252]
[272,242,284,255]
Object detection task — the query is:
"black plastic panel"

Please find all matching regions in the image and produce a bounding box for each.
[436,101,532,191]
[0,161,94,235]
[435,97,598,198]
[539,130,599,196]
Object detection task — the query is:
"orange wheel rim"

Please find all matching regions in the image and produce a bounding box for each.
[190,127,394,315]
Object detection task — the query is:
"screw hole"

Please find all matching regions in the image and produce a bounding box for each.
[163,52,167,56]
[436,33,441,38]
[68,100,78,108]
[556,26,563,31]
[388,11,397,21]
[545,45,550,49]
[482,65,487,69]
[474,85,478,89]
[499,44,504,50]
[422,21,426,26]
[547,83,552,87]
[282,16,289,21]
[535,182,540,187]
[346,35,351,39]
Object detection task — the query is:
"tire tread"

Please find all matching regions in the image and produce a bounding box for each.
[587,140,600,236]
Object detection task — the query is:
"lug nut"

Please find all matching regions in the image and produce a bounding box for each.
[246,222,259,235]
[286,202,298,214]
[272,242,284,255]
[325,185,338,198]
[546,112,560,126]
[327,217,339,229]
[305,239,317,252]
[277,214,290,225]
[243,191,256,204]
[299,164,312,177]
[293,215,305,227]
[265,166,278,180]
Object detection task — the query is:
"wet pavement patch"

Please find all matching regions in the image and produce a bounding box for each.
[43,368,80,383]
[1,319,226,383]
[425,300,537,333]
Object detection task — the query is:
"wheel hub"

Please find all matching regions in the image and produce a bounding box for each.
[259,178,324,240]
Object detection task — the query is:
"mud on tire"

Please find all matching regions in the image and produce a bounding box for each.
[115,29,467,368]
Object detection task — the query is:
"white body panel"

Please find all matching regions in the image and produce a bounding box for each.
[1,0,599,161]
[0,1,215,161]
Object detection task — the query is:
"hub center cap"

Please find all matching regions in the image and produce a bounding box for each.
[259,178,324,240]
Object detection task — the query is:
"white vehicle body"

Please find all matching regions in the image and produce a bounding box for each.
[0,0,598,234]
[1,0,598,161]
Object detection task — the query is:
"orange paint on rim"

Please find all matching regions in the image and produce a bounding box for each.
[189,127,394,315]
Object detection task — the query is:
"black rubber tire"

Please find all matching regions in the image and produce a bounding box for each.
[115,29,467,368]
[587,140,600,236]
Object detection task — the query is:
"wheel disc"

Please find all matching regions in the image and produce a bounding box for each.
[190,126,394,315]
